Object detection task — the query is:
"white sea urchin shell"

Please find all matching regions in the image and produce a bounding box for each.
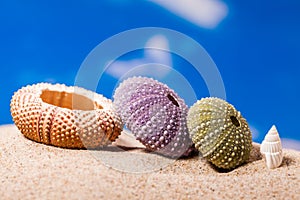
[260,125,283,169]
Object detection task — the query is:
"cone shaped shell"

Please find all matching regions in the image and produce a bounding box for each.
[187,97,252,169]
[10,83,123,148]
[260,125,283,169]
[113,76,193,157]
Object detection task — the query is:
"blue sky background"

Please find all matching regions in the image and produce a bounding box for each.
[1,0,300,149]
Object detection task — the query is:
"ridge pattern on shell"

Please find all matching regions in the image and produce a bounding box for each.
[113,76,193,158]
[187,97,252,169]
[10,83,123,149]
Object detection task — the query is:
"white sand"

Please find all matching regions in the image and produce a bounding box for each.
[0,124,299,199]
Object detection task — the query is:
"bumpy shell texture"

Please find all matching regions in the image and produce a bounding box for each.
[113,76,193,158]
[187,97,252,169]
[260,125,283,169]
[10,83,123,149]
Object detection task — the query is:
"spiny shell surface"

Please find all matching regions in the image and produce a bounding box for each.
[113,76,193,158]
[10,83,123,148]
[260,125,283,169]
[187,97,252,169]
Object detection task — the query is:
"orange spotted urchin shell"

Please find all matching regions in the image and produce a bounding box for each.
[10,83,123,148]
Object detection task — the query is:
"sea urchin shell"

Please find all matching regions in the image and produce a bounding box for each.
[113,76,193,158]
[10,83,122,148]
[187,97,252,169]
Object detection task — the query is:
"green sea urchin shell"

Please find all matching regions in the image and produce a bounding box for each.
[187,97,252,169]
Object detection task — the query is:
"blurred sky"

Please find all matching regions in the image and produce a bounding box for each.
[1,0,300,150]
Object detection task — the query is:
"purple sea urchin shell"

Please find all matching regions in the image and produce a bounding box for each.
[113,77,193,158]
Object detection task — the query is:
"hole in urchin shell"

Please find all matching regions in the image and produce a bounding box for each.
[167,94,179,107]
[230,116,240,127]
[40,90,102,110]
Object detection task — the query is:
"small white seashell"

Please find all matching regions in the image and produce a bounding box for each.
[260,125,283,169]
